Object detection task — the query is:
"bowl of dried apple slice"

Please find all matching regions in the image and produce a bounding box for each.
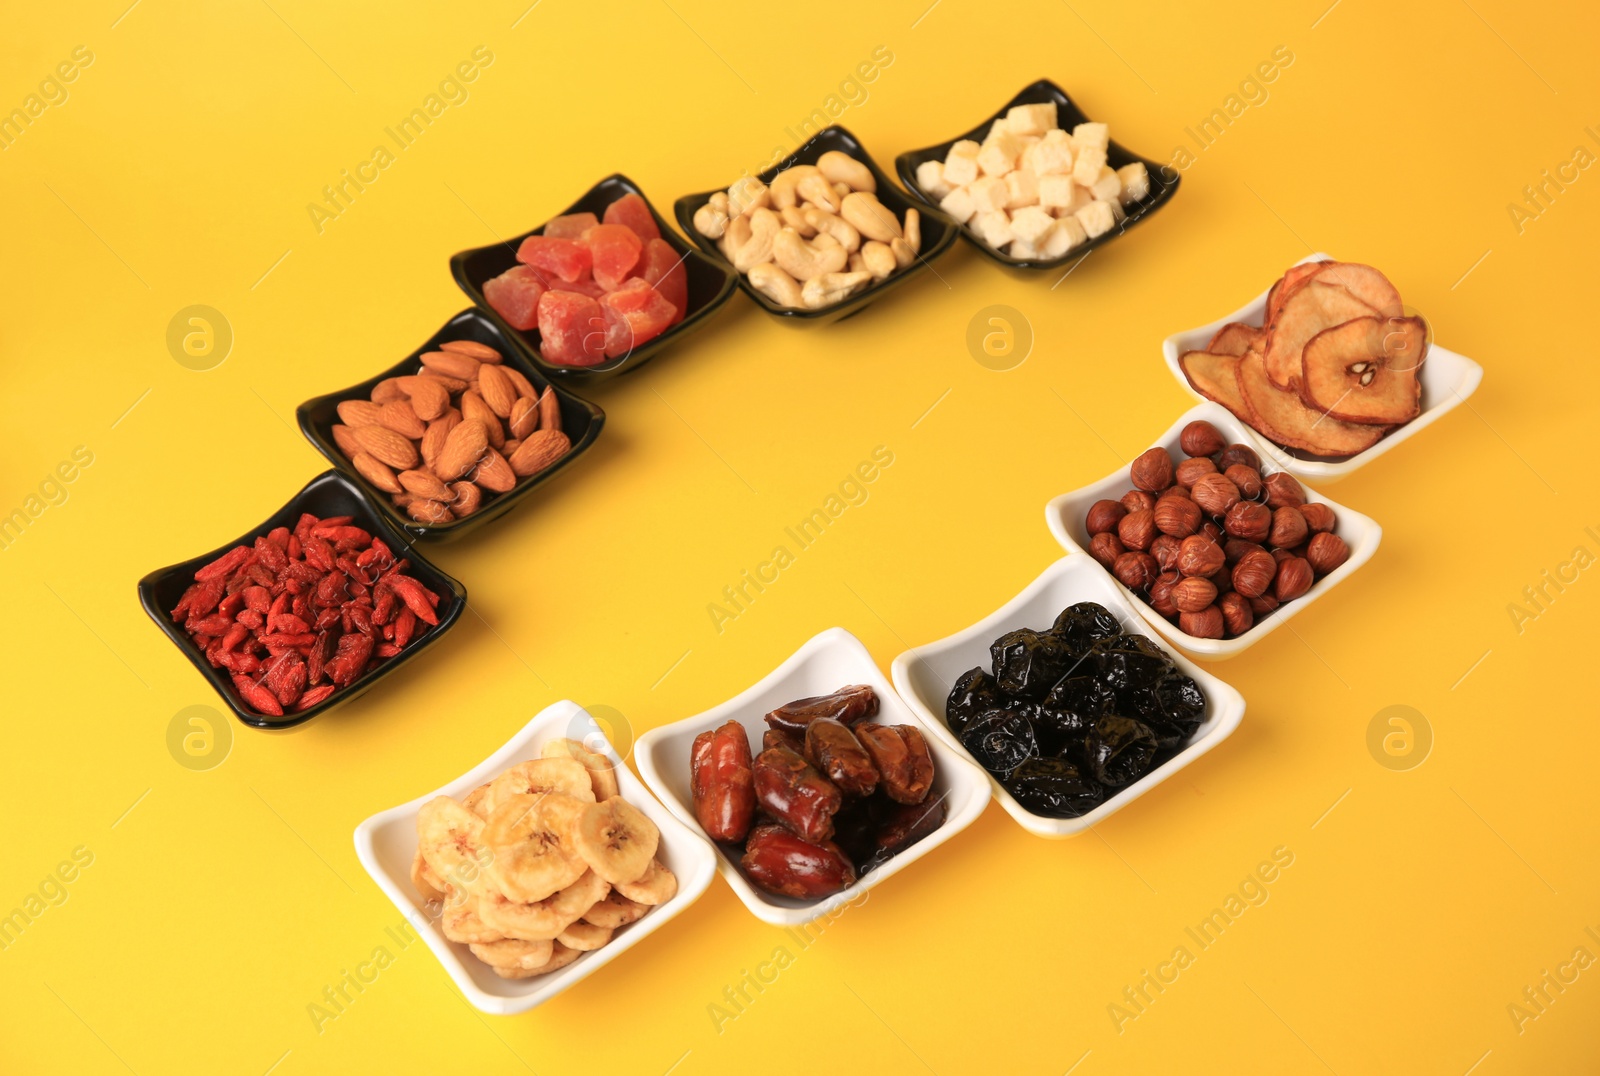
[1162,253,1483,484]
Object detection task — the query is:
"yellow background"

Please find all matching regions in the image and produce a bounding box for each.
[2,1,1597,1072]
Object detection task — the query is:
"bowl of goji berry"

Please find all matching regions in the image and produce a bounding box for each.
[137,469,467,729]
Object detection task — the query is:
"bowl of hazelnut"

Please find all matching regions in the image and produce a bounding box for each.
[1043,402,1382,660]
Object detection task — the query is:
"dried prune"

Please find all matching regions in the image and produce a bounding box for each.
[691,720,756,842]
[804,718,879,797]
[959,709,1038,773]
[856,724,934,805]
[1092,634,1173,693]
[1085,715,1159,787]
[1006,758,1105,818]
[1051,602,1121,651]
[1032,707,1091,758]
[1156,673,1206,726]
[990,628,1078,700]
[945,667,1002,736]
[751,745,842,843]
[740,824,857,899]
[764,684,878,734]
[1044,675,1112,719]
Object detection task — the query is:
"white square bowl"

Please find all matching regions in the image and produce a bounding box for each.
[1045,401,1382,661]
[353,700,717,1015]
[634,627,992,926]
[890,556,1245,839]
[1161,251,1484,484]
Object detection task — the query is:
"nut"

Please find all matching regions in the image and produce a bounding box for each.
[773,228,849,281]
[352,452,402,494]
[1305,531,1351,574]
[1088,531,1125,568]
[409,498,452,524]
[1130,447,1175,493]
[472,448,517,493]
[692,200,729,238]
[1190,472,1241,515]
[350,423,419,471]
[1175,457,1217,489]
[398,469,452,502]
[731,208,782,272]
[1180,420,1226,458]
[338,399,383,427]
[1201,521,1224,544]
[508,428,571,477]
[1218,443,1261,471]
[1223,501,1272,543]
[1150,534,1182,572]
[796,172,842,213]
[802,206,862,252]
[839,191,901,242]
[816,150,876,193]
[1086,499,1128,535]
[1117,509,1156,551]
[1224,463,1262,500]
[902,208,921,255]
[1113,551,1159,590]
[1121,490,1155,514]
[477,365,518,419]
[1149,571,1181,617]
[747,262,805,309]
[1224,538,1265,565]
[1269,506,1309,549]
[1219,592,1254,636]
[1176,535,1225,578]
[1248,593,1280,616]
[1153,495,1201,538]
[1232,549,1277,598]
[434,418,489,481]
[1263,471,1304,509]
[509,396,539,441]
[1172,576,1218,613]
[1180,605,1225,639]
[860,240,897,280]
[1299,502,1337,533]
[449,481,483,519]
[726,175,769,216]
[1274,556,1315,602]
[801,271,873,310]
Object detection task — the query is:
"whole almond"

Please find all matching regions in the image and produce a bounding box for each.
[352,423,419,470]
[509,429,570,476]
[439,339,501,362]
[392,491,415,509]
[370,377,407,403]
[397,376,448,420]
[378,399,426,439]
[420,413,460,467]
[460,390,505,449]
[337,399,384,427]
[419,369,469,394]
[449,481,483,518]
[352,452,402,493]
[472,448,516,492]
[478,364,518,418]
[331,424,363,457]
[408,498,452,524]
[434,419,488,481]
[502,438,521,457]
[420,350,481,380]
[399,469,453,502]
[502,365,538,400]
[538,386,560,432]
[509,396,539,440]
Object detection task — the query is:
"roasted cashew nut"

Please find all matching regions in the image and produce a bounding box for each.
[692,200,729,238]
[801,271,874,310]
[780,204,816,237]
[727,175,770,217]
[860,240,897,281]
[747,262,804,309]
[903,208,921,254]
[718,213,751,261]
[816,150,876,194]
[772,228,849,282]
[840,191,902,243]
[890,237,916,270]
[801,207,861,252]
[769,165,820,211]
[796,173,842,214]
[730,208,781,272]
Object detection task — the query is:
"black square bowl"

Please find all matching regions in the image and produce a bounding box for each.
[449,174,736,381]
[893,79,1180,273]
[136,470,467,730]
[296,308,605,542]
[673,125,960,325]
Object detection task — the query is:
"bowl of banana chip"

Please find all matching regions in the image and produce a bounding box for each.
[354,700,717,1014]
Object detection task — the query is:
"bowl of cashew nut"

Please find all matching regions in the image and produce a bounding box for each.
[674,126,958,323]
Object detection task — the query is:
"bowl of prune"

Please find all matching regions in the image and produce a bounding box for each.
[635,627,992,924]
[890,556,1244,838]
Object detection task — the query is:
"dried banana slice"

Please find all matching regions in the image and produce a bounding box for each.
[582,891,650,929]
[477,870,611,942]
[572,797,659,885]
[491,940,583,979]
[556,920,613,952]
[469,937,554,971]
[411,848,447,904]
[542,737,621,800]
[613,858,677,906]
[417,796,498,900]
[482,758,595,816]
[440,895,504,944]
[482,793,588,904]
[462,782,492,819]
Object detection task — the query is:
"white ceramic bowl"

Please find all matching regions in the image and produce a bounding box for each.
[353,700,717,1015]
[890,556,1245,839]
[634,628,992,926]
[1045,401,1382,661]
[1161,251,1484,484]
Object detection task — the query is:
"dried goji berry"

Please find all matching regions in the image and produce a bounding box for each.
[195,545,252,582]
